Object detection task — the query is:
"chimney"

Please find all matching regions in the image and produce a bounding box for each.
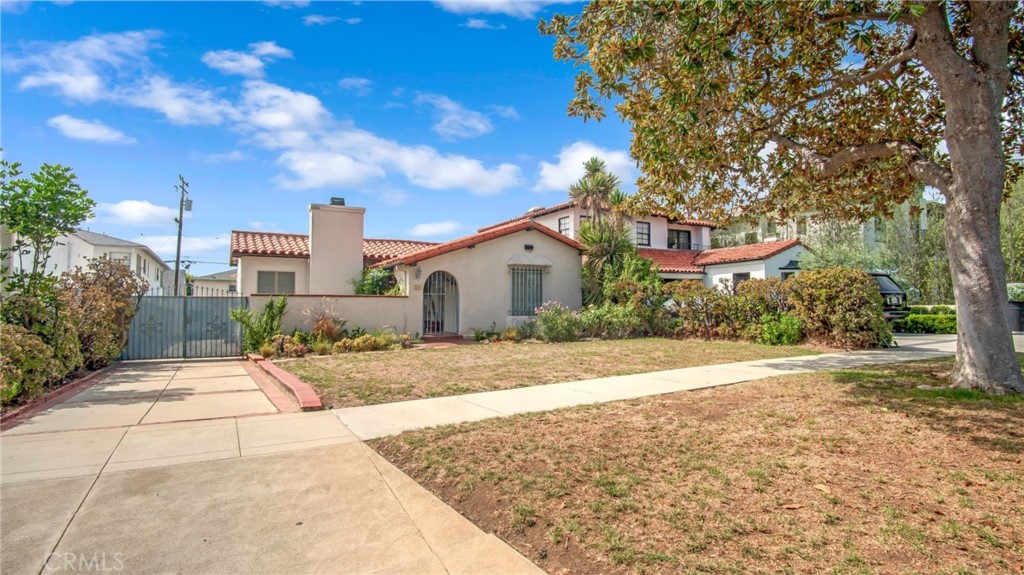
[308,202,365,294]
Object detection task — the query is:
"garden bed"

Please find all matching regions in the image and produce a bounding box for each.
[373,355,1024,574]
[281,338,820,408]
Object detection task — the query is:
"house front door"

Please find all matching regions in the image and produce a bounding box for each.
[423,271,459,335]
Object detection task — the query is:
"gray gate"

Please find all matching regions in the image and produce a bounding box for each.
[122,296,248,359]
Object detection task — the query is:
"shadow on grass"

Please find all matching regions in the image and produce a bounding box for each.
[835,355,1024,455]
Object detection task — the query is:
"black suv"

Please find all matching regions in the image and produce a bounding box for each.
[869,272,910,321]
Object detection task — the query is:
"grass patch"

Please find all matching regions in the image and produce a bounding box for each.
[372,355,1023,574]
[283,338,820,407]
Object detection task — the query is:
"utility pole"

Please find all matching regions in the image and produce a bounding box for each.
[172,175,191,296]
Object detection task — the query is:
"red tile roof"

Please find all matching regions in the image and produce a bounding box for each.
[231,231,310,263]
[230,231,438,266]
[374,220,584,268]
[695,238,803,266]
[363,238,440,265]
[477,200,575,232]
[637,249,704,274]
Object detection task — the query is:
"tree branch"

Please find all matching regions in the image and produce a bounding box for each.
[769,133,954,193]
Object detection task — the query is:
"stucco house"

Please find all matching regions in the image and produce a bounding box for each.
[229,197,806,337]
[485,201,806,288]
[191,269,238,295]
[2,228,172,293]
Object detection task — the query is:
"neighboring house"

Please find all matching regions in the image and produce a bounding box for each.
[486,201,805,288]
[3,228,172,293]
[192,269,237,295]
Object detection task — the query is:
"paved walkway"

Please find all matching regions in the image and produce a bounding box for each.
[1,359,539,575]
[334,334,963,439]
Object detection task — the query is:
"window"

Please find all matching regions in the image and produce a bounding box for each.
[668,229,692,250]
[732,272,751,287]
[509,265,543,316]
[766,221,778,235]
[636,222,651,246]
[557,216,570,236]
[257,271,296,294]
[228,284,237,293]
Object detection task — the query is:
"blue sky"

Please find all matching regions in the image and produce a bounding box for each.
[2,0,636,277]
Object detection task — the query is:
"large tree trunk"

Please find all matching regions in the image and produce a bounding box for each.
[914,1,1024,394]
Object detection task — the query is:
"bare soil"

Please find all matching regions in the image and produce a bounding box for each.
[281,338,819,408]
[373,356,1024,575]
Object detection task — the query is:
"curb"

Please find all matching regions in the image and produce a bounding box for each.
[245,354,323,411]
[0,362,120,431]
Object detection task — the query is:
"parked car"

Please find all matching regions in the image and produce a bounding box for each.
[870,272,910,321]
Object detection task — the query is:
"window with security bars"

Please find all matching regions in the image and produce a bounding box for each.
[257,271,296,294]
[509,265,543,316]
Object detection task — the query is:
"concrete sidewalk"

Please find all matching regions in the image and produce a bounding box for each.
[1,360,541,575]
[334,334,964,440]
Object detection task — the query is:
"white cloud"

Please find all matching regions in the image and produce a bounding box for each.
[9,30,161,102]
[434,1,556,18]
[239,80,329,132]
[122,76,235,125]
[47,115,135,144]
[98,200,177,227]
[344,17,362,24]
[263,0,310,8]
[338,77,372,96]
[407,220,461,237]
[488,104,519,120]
[192,150,246,163]
[462,18,506,29]
[534,141,634,192]
[274,150,386,190]
[375,189,408,206]
[415,93,493,139]
[138,235,231,258]
[303,14,339,25]
[202,41,292,78]
[1,1,31,14]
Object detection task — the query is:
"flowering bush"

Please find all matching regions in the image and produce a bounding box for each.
[535,302,583,342]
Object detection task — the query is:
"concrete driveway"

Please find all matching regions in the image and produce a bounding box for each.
[1,359,540,575]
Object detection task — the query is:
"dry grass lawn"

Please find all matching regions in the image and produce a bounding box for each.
[373,355,1024,575]
[281,338,819,408]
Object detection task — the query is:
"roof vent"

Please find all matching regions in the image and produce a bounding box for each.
[329,197,346,206]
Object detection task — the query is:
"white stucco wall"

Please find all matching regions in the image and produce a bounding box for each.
[398,229,583,336]
[308,204,364,295]
[237,255,310,296]
[531,209,714,251]
[702,244,806,289]
[7,233,170,291]
[249,294,411,334]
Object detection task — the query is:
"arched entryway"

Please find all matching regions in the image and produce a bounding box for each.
[423,271,459,335]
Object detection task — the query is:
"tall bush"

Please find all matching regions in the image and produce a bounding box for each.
[58,258,148,369]
[0,325,63,407]
[231,296,288,353]
[666,280,729,340]
[1,294,82,376]
[789,268,891,349]
[535,301,582,342]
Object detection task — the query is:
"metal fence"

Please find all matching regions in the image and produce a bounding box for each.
[122,295,248,359]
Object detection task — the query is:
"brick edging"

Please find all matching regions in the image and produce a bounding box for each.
[0,362,120,431]
[245,354,323,411]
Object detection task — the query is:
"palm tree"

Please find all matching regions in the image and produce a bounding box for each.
[578,217,634,305]
[569,157,622,223]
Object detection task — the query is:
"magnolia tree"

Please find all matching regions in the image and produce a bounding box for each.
[542,1,1024,394]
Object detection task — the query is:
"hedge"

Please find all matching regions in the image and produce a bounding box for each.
[891,314,957,334]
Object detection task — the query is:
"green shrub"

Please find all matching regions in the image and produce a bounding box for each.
[736,277,792,318]
[536,302,582,342]
[666,281,729,340]
[291,330,310,345]
[1,294,82,377]
[231,296,287,353]
[352,334,381,352]
[501,327,521,342]
[516,320,538,340]
[891,314,958,334]
[332,339,354,354]
[910,305,956,315]
[1008,283,1024,302]
[579,304,645,339]
[352,268,401,295]
[373,329,412,350]
[312,340,332,356]
[0,324,62,406]
[58,258,148,369]
[789,268,892,349]
[259,344,274,359]
[757,313,804,345]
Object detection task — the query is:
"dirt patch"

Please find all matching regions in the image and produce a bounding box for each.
[372,357,1024,574]
[282,338,820,408]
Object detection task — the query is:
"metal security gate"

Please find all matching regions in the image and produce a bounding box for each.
[122,296,248,359]
[423,271,459,335]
